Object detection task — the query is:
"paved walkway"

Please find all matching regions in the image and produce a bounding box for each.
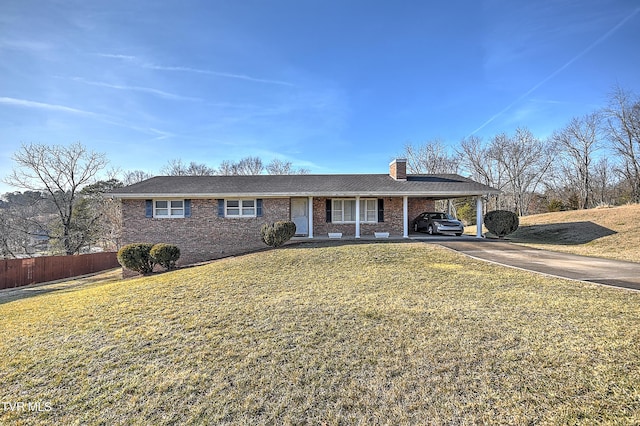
[415,235,640,291]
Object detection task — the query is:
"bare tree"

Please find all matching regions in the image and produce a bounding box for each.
[550,113,602,209]
[402,140,460,213]
[592,156,616,206]
[0,191,52,258]
[235,156,264,175]
[79,179,125,251]
[122,170,154,185]
[0,209,14,258]
[489,128,554,216]
[458,135,509,211]
[266,159,310,175]
[216,156,264,175]
[161,159,215,176]
[403,139,459,174]
[0,203,36,258]
[603,85,640,203]
[216,160,236,176]
[4,142,108,255]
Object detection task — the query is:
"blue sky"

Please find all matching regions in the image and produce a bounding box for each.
[1,0,639,194]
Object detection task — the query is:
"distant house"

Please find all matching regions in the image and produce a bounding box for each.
[110,159,499,265]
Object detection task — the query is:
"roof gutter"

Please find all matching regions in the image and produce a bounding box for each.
[109,190,500,199]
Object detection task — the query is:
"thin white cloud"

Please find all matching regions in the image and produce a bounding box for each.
[0,39,53,51]
[147,128,175,140]
[95,53,138,61]
[144,63,295,87]
[69,77,201,101]
[0,97,174,141]
[0,97,96,115]
[96,52,294,87]
[471,6,640,136]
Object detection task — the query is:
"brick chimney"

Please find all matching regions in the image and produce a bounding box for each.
[389,158,407,181]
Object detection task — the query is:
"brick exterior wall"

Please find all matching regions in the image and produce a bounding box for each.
[121,196,438,265]
[389,159,407,180]
[121,198,290,265]
[408,198,436,225]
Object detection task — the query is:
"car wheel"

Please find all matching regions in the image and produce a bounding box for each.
[455,233,462,237]
[427,225,434,235]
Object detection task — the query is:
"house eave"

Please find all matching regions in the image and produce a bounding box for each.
[110,190,500,199]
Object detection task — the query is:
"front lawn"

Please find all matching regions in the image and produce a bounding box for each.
[2,242,639,424]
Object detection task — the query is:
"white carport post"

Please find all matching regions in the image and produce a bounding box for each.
[308,196,314,238]
[403,196,409,238]
[476,196,484,238]
[355,196,361,238]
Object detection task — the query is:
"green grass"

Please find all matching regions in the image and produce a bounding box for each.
[2,242,640,424]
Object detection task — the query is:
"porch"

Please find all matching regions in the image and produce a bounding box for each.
[290,196,486,239]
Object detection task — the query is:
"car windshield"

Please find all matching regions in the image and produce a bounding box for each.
[431,213,454,220]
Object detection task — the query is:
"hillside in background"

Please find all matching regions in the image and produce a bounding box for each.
[507,204,640,263]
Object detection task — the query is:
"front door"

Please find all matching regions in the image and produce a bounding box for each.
[291,198,309,235]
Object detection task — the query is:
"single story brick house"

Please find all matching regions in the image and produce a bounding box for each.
[110,159,499,265]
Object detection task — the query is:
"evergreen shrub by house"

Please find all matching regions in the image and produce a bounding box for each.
[150,243,181,270]
[117,243,182,274]
[261,221,297,248]
[117,243,155,274]
[484,210,519,238]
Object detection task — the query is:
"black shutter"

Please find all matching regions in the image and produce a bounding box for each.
[217,199,225,217]
[145,200,153,218]
[256,199,263,217]
[325,199,332,223]
[184,199,191,218]
[378,199,384,222]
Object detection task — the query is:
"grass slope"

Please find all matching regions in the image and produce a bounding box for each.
[511,204,640,263]
[2,242,640,424]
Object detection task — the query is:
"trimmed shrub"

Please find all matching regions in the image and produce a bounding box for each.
[484,210,519,238]
[261,221,297,248]
[117,243,155,274]
[150,243,181,270]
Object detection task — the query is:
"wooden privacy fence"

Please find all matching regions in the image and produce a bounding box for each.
[0,252,119,290]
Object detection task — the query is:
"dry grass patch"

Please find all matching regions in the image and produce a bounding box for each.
[468,204,640,263]
[1,242,640,424]
[0,268,122,305]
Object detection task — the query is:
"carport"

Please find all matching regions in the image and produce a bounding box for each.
[401,192,498,239]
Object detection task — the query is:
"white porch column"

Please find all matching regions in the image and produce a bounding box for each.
[355,196,361,238]
[476,196,484,238]
[308,196,314,238]
[403,196,409,238]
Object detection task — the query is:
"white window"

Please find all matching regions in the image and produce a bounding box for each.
[154,200,184,218]
[361,199,378,222]
[226,199,256,217]
[332,199,377,223]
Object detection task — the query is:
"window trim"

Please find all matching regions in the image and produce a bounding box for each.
[153,199,185,218]
[225,198,257,218]
[361,198,378,223]
[331,198,378,223]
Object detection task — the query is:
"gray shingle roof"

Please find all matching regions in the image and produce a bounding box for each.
[110,174,499,198]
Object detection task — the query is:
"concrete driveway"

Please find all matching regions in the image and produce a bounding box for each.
[414,235,640,291]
